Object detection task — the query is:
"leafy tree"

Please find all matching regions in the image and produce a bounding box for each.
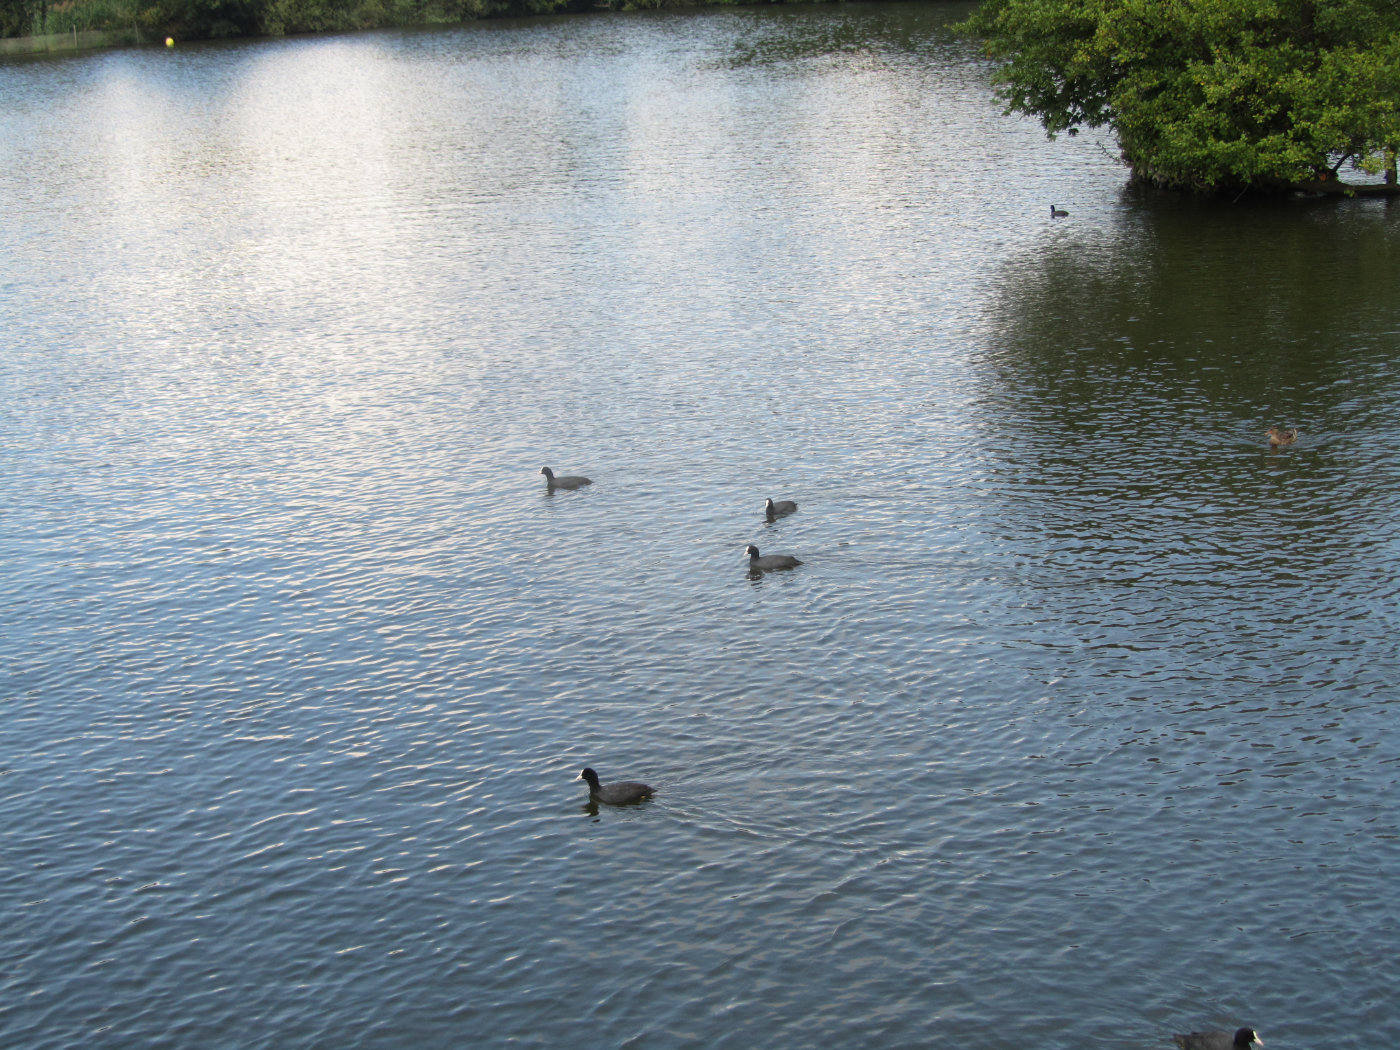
[1,0,37,36]
[142,0,263,36]
[965,0,1400,194]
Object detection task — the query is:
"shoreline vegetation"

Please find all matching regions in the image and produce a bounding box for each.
[1,26,140,52]
[964,0,1400,197]
[0,0,850,57]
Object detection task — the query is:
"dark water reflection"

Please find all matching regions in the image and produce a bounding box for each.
[981,195,1400,633]
[3,5,1399,1050]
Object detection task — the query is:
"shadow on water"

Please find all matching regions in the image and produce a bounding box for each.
[721,0,979,67]
[981,190,1400,422]
[966,191,1400,681]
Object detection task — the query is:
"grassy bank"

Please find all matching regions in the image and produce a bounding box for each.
[0,27,146,53]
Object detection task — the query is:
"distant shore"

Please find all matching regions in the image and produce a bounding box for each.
[1,0,860,60]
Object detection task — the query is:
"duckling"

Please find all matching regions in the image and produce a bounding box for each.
[1172,1027,1262,1050]
[1266,427,1298,447]
[579,766,653,805]
[746,544,802,571]
[540,466,592,490]
[764,498,798,521]
[1051,205,1069,218]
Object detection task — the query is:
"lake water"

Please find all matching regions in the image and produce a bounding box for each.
[2,5,1398,1048]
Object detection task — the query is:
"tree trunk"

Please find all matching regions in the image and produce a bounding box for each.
[1291,178,1400,197]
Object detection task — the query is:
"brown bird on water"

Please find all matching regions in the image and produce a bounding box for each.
[1266,427,1298,447]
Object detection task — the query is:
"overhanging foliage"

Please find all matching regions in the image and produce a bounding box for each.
[964,0,1400,194]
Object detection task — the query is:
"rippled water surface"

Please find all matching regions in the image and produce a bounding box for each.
[3,5,1399,1048]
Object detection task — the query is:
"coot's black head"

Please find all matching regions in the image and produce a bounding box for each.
[540,467,554,478]
[1234,1030,1261,1048]
[579,767,600,787]
[764,498,775,510]
[745,544,760,558]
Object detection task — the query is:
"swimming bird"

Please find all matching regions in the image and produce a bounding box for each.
[764,498,797,521]
[1266,427,1298,447]
[1051,205,1069,218]
[746,544,802,571]
[1172,1027,1263,1050]
[540,466,592,490]
[579,767,654,805]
